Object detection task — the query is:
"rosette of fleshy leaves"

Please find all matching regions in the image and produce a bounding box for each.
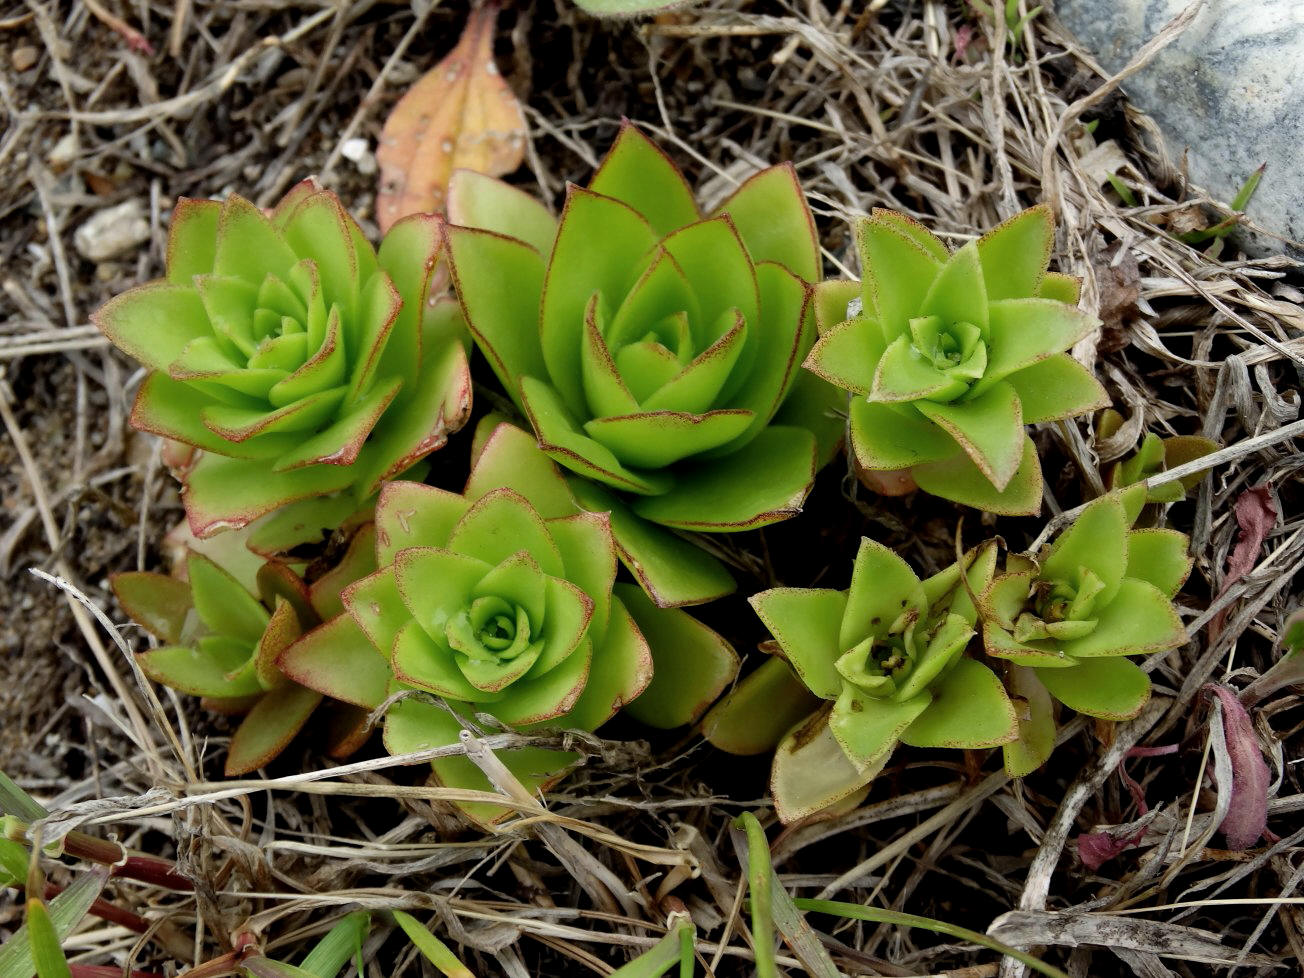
[710,539,1016,823]
[279,421,738,822]
[979,489,1190,775]
[111,535,378,775]
[1097,408,1217,524]
[443,122,845,608]
[93,180,472,538]
[806,206,1109,514]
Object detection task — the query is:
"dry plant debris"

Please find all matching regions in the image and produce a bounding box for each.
[1,0,1302,975]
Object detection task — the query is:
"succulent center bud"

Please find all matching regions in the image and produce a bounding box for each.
[445,596,534,664]
[1014,567,1105,643]
[835,610,920,699]
[907,315,988,403]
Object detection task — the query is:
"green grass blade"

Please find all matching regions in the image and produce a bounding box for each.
[27,900,73,978]
[735,813,841,978]
[1231,163,1265,212]
[297,910,370,977]
[0,870,106,978]
[243,957,320,978]
[392,910,475,978]
[792,899,1070,978]
[607,916,694,978]
[1106,173,1137,207]
[0,771,49,821]
[0,838,28,885]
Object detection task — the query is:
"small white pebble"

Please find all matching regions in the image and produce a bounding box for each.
[341,137,376,175]
[74,200,151,262]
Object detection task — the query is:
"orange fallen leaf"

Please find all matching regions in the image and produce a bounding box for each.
[376,3,526,232]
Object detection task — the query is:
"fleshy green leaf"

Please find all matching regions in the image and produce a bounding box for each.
[466,422,577,518]
[975,205,1053,300]
[445,225,547,401]
[1003,665,1057,777]
[214,195,299,287]
[660,217,761,348]
[854,215,943,340]
[343,567,410,660]
[710,163,820,282]
[569,480,736,608]
[642,313,747,415]
[870,334,969,403]
[584,410,753,469]
[447,489,563,575]
[588,122,700,236]
[187,552,270,644]
[226,683,322,775]
[1040,494,1128,603]
[830,686,928,767]
[1060,578,1185,658]
[541,188,660,414]
[899,657,1017,748]
[392,620,497,702]
[749,588,847,699]
[374,481,467,564]
[802,316,885,395]
[915,381,1025,490]
[1004,353,1108,424]
[813,279,860,333]
[616,583,736,728]
[700,656,823,755]
[545,512,617,637]
[1037,655,1150,719]
[563,592,653,730]
[447,169,557,255]
[489,636,593,725]
[166,197,220,284]
[183,451,358,536]
[138,639,263,699]
[111,572,193,645]
[1038,271,1081,305]
[770,708,884,823]
[631,425,816,531]
[848,398,955,471]
[840,538,926,649]
[975,298,1099,393]
[279,615,392,710]
[920,241,987,334]
[1126,528,1193,597]
[912,434,1043,516]
[92,282,212,373]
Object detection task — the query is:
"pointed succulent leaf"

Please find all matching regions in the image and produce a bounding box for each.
[854,215,943,339]
[975,299,1099,392]
[975,205,1053,300]
[111,572,193,644]
[631,425,816,531]
[1059,578,1186,658]
[1002,665,1057,777]
[342,566,410,660]
[912,435,1043,515]
[466,421,577,517]
[1125,528,1193,598]
[278,615,392,710]
[749,588,847,699]
[701,657,823,756]
[187,552,270,644]
[920,241,988,334]
[166,197,221,284]
[562,594,653,731]
[830,687,929,767]
[771,708,885,824]
[1004,353,1109,424]
[899,658,1018,748]
[584,410,754,469]
[92,283,211,373]
[915,381,1025,490]
[710,164,820,282]
[840,538,926,650]
[589,122,700,235]
[848,399,956,471]
[137,640,263,699]
[225,683,322,776]
[1040,494,1129,602]
[447,169,558,255]
[1037,656,1150,719]
[813,279,860,334]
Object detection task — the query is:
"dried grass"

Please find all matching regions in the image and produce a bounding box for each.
[2,0,1302,975]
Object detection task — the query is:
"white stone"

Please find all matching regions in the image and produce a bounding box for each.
[74,199,151,262]
[1051,0,1304,254]
[341,137,376,175]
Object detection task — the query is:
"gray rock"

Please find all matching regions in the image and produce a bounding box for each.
[74,199,151,262]
[1050,0,1304,253]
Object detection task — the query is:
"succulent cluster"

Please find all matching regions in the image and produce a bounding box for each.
[95,127,1202,826]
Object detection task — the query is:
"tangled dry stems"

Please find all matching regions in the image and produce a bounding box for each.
[1,0,1302,974]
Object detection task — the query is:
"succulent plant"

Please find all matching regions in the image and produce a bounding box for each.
[443,123,845,608]
[111,542,376,775]
[979,490,1190,774]
[806,206,1109,514]
[711,540,1015,822]
[94,181,472,538]
[280,421,737,822]
[1096,408,1217,522]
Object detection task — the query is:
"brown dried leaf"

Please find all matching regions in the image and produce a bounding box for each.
[375,3,526,232]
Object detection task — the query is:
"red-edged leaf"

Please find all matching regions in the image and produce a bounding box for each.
[1205,683,1270,850]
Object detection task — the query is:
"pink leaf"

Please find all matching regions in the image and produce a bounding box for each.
[1211,485,1277,638]
[1204,683,1270,850]
[1078,828,1145,871]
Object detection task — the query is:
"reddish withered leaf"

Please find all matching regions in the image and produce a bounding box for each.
[375,4,526,232]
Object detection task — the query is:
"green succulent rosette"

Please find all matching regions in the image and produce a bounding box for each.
[94,180,472,537]
[279,422,738,822]
[111,542,376,775]
[806,206,1109,514]
[979,490,1190,775]
[443,123,845,608]
[1097,408,1218,523]
[734,540,1015,822]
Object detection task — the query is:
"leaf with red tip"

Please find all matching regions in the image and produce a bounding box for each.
[225,683,322,775]
[111,572,193,644]
[279,615,391,710]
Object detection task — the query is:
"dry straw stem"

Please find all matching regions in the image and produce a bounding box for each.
[4,0,1304,974]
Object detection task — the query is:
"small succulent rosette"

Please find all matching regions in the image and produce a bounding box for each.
[111,542,377,775]
[1096,408,1217,523]
[94,181,472,538]
[979,490,1190,775]
[280,422,738,823]
[807,206,1109,514]
[716,539,1016,822]
[443,123,845,608]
